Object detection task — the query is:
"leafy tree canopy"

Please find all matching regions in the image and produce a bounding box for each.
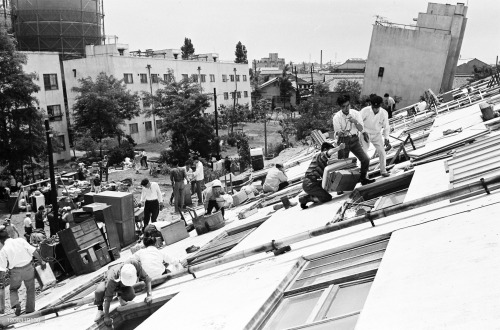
[148,78,215,163]
[0,27,45,173]
[235,41,248,64]
[293,96,332,140]
[72,72,140,146]
[334,80,362,106]
[181,37,195,60]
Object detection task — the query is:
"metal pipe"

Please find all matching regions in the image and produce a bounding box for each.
[3,175,499,326]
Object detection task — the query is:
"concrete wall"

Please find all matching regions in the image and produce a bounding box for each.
[23,52,71,162]
[63,53,251,144]
[362,25,451,108]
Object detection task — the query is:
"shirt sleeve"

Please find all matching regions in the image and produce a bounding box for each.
[353,111,364,131]
[23,238,37,255]
[155,183,163,203]
[278,171,288,182]
[0,250,8,272]
[382,110,390,139]
[140,186,147,203]
[332,114,342,134]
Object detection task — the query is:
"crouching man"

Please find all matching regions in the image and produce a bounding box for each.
[94,260,153,326]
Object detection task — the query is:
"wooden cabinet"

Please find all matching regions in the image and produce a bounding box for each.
[93,191,135,248]
[58,218,108,275]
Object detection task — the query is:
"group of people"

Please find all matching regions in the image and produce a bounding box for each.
[299,93,392,209]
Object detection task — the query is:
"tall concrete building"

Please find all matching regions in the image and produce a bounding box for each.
[63,43,252,144]
[362,2,467,108]
[256,53,286,70]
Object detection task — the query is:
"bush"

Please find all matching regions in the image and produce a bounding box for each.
[267,143,285,158]
[226,133,237,147]
[107,141,135,166]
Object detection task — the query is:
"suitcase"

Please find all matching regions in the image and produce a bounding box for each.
[34,264,57,291]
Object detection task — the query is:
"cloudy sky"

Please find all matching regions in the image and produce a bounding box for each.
[104,0,499,65]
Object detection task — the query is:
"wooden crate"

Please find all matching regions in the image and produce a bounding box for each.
[158,221,189,245]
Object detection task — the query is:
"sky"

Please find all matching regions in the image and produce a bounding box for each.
[104,0,500,66]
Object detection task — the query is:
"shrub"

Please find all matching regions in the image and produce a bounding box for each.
[267,143,285,158]
[107,141,135,166]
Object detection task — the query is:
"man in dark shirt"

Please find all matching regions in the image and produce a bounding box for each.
[34,205,45,229]
[170,161,187,215]
[94,260,152,326]
[224,156,231,173]
[299,142,342,209]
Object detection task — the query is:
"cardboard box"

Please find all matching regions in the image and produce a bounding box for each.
[158,221,189,245]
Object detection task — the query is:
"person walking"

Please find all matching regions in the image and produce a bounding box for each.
[333,94,374,186]
[263,164,289,193]
[383,93,395,119]
[192,157,204,206]
[141,151,148,169]
[0,227,46,315]
[139,178,163,228]
[170,161,187,216]
[360,95,391,178]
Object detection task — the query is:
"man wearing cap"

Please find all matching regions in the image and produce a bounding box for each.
[204,180,225,217]
[263,164,289,193]
[360,95,391,178]
[94,260,153,326]
[0,228,46,315]
[139,178,163,228]
[169,161,187,216]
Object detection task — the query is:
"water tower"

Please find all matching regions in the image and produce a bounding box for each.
[10,0,103,55]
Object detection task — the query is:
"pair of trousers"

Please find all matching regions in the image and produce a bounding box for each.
[173,181,185,213]
[94,281,135,307]
[194,180,203,204]
[361,133,387,174]
[10,263,36,313]
[143,199,159,227]
[206,200,225,217]
[337,135,370,179]
[141,156,148,168]
[301,177,332,204]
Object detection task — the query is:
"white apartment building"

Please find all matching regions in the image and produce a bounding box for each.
[22,52,72,162]
[63,43,252,144]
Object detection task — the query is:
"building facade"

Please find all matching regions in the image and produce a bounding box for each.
[22,52,71,162]
[362,3,467,108]
[256,53,286,70]
[63,43,252,145]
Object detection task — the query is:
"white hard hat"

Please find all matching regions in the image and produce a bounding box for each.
[119,264,137,287]
[212,180,222,187]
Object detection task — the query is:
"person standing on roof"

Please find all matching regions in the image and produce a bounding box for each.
[192,156,204,206]
[299,142,341,209]
[383,93,395,119]
[94,260,153,326]
[0,227,46,316]
[139,178,163,228]
[333,94,374,187]
[360,95,391,178]
[263,164,289,193]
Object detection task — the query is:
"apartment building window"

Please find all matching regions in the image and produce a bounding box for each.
[244,91,248,98]
[140,74,148,83]
[224,92,229,100]
[210,74,215,82]
[156,119,163,129]
[43,74,58,90]
[123,73,133,84]
[163,74,172,83]
[261,236,390,330]
[55,135,66,151]
[230,75,235,82]
[236,75,240,82]
[182,74,189,81]
[231,92,235,99]
[129,123,139,134]
[47,105,63,121]
[237,91,241,98]
[200,74,206,83]
[151,74,159,83]
[145,121,152,131]
[192,74,198,82]
[222,74,227,82]
[243,75,247,82]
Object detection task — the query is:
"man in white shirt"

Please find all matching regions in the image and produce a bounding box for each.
[192,156,204,205]
[333,94,374,186]
[263,164,289,193]
[139,178,164,227]
[360,95,391,177]
[0,228,46,315]
[383,93,395,119]
[23,212,33,241]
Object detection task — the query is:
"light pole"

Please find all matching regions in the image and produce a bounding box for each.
[232,67,237,133]
[146,64,157,137]
[197,66,202,90]
[44,119,58,220]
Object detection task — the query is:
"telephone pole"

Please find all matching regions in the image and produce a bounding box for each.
[213,88,220,158]
[146,64,157,137]
[45,120,58,220]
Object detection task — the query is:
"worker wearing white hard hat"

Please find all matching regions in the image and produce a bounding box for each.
[204,179,226,218]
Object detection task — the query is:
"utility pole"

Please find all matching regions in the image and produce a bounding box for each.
[197,66,202,90]
[232,67,237,133]
[146,64,157,137]
[294,66,300,106]
[44,120,58,220]
[213,88,220,158]
[310,64,315,95]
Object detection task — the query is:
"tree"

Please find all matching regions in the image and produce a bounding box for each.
[293,96,332,140]
[235,41,248,64]
[467,65,494,84]
[334,80,362,107]
[0,28,45,176]
[181,38,195,60]
[314,81,330,97]
[148,77,215,163]
[277,65,294,109]
[72,72,140,154]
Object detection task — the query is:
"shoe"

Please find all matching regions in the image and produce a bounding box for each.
[118,297,128,306]
[299,195,310,209]
[14,304,21,316]
[94,310,104,322]
[360,178,376,185]
[337,191,344,195]
[289,201,298,207]
[381,172,390,177]
[186,245,200,253]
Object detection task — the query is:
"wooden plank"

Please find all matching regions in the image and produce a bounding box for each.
[226,216,270,236]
